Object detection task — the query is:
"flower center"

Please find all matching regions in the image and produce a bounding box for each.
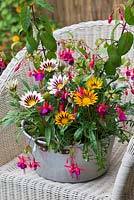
[27,99,36,106]
[47,65,52,71]
[57,83,63,90]
[61,118,69,125]
[82,97,91,106]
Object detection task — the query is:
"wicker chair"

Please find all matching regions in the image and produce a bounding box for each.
[0,20,134,200]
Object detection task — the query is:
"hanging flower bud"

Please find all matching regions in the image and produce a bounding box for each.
[119,8,124,21]
[89,55,95,69]
[108,10,114,24]
[124,89,128,96]
[131,88,134,94]
[14,62,21,72]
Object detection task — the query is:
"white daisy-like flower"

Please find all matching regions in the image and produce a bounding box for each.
[40,59,58,72]
[6,79,18,91]
[47,74,68,94]
[19,91,44,108]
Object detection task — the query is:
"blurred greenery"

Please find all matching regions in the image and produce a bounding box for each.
[0,0,59,65]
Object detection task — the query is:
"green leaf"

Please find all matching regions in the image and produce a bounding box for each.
[40,32,57,52]
[89,130,98,153]
[104,60,116,75]
[107,45,121,67]
[26,31,39,53]
[46,51,57,59]
[74,127,83,140]
[35,0,54,12]
[20,7,31,32]
[110,21,120,41]
[21,79,31,91]
[118,32,133,55]
[125,5,134,25]
[45,126,52,145]
[44,22,53,34]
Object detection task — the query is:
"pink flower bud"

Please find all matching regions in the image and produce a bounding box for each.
[14,63,21,72]
[89,55,95,69]
[124,89,128,95]
[131,88,134,94]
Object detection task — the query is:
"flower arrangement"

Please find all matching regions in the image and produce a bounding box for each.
[1,1,134,179]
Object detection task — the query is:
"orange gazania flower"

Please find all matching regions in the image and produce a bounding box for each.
[73,88,98,107]
[55,111,74,126]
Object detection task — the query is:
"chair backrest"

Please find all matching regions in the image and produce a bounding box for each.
[0,49,34,166]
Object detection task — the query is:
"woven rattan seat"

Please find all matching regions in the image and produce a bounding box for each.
[0,20,134,200]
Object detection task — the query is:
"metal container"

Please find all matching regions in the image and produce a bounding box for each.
[21,121,115,183]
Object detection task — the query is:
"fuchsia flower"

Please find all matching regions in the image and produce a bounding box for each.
[116,106,127,121]
[96,103,109,119]
[58,49,74,65]
[125,66,131,77]
[17,156,29,172]
[0,58,6,70]
[64,156,84,180]
[89,55,95,69]
[32,69,45,81]
[29,159,40,170]
[37,101,54,116]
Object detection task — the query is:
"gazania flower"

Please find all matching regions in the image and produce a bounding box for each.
[40,59,58,72]
[6,79,18,91]
[37,101,54,116]
[86,77,103,90]
[47,74,68,94]
[73,88,98,107]
[19,91,44,108]
[55,111,74,126]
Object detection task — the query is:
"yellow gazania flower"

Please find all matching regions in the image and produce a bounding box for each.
[73,89,98,107]
[16,7,21,13]
[55,111,74,126]
[12,35,20,42]
[86,77,103,90]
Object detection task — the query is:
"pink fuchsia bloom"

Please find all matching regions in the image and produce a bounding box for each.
[89,55,95,69]
[32,69,45,81]
[125,66,131,77]
[17,156,29,172]
[60,90,68,101]
[96,103,109,119]
[58,49,74,65]
[29,159,40,170]
[64,163,84,180]
[131,69,134,81]
[37,101,54,116]
[116,106,127,121]
[0,58,6,70]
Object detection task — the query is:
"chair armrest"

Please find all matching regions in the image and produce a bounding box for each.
[112,136,134,200]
